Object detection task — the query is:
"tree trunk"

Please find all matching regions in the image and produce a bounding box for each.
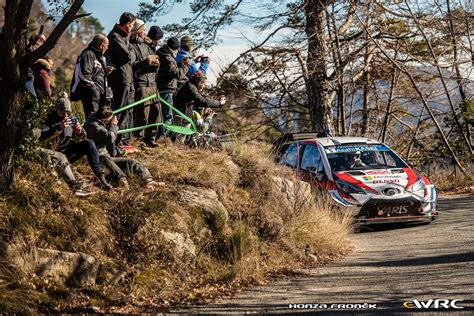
[0,0,31,190]
[0,0,84,190]
[305,0,334,134]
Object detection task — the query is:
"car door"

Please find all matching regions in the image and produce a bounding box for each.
[299,143,327,187]
[279,142,302,170]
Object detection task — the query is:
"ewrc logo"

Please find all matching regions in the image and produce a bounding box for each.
[403,299,464,309]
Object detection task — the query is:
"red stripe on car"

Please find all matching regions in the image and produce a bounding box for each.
[404,167,418,188]
[335,172,376,192]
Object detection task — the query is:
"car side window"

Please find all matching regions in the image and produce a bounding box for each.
[301,144,322,171]
[280,143,299,168]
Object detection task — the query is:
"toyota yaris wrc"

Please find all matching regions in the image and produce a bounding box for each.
[275,134,438,224]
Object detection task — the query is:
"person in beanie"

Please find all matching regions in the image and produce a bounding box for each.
[156,37,191,140]
[147,25,164,52]
[71,34,112,118]
[130,20,161,147]
[35,96,113,191]
[107,12,136,146]
[176,36,210,83]
[84,106,158,188]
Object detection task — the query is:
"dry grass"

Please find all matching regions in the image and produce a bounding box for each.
[427,166,473,194]
[0,142,352,313]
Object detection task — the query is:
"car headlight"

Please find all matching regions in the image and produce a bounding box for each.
[336,180,366,195]
[407,178,425,192]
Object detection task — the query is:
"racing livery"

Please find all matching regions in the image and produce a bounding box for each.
[275,134,438,224]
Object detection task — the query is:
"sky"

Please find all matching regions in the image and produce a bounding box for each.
[77,0,251,83]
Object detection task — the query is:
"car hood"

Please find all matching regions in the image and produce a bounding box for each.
[335,167,418,192]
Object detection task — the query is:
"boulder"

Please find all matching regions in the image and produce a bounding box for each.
[6,241,98,288]
[179,185,229,234]
[272,176,313,209]
[161,231,197,258]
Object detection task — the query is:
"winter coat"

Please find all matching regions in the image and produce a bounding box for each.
[107,24,134,85]
[32,58,53,98]
[34,110,85,152]
[176,49,209,78]
[130,36,158,88]
[83,113,119,155]
[174,80,220,114]
[71,45,107,98]
[156,45,189,94]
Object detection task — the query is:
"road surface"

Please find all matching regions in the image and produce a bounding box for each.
[178,195,473,314]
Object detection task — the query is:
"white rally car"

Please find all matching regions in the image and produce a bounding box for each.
[275,134,438,224]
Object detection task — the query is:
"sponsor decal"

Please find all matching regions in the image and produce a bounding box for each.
[371,175,403,179]
[376,205,409,216]
[403,299,464,309]
[366,170,392,175]
[361,175,404,182]
[373,179,400,184]
[362,176,374,182]
[325,145,389,154]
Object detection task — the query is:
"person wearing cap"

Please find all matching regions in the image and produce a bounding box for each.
[130,20,161,147]
[107,12,137,146]
[71,34,112,118]
[26,33,46,53]
[146,25,164,52]
[156,37,191,140]
[176,35,210,87]
[34,96,113,192]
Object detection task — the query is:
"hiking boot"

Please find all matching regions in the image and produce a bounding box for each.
[144,140,159,148]
[97,173,113,191]
[143,178,165,189]
[117,177,129,189]
[70,181,94,197]
[74,187,94,197]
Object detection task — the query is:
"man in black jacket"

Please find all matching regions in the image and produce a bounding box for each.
[156,37,191,139]
[130,19,161,147]
[71,34,112,118]
[84,106,157,188]
[35,97,113,191]
[174,73,225,135]
[107,12,136,145]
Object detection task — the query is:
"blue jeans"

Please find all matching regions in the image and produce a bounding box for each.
[157,92,174,139]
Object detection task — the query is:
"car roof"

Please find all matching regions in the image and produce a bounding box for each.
[297,135,382,147]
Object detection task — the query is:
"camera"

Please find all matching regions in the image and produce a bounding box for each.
[70,117,78,126]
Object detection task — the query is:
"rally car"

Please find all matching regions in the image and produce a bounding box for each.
[274,133,438,224]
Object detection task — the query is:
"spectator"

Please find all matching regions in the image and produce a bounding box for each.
[84,106,158,188]
[130,20,161,147]
[107,12,136,145]
[26,33,46,53]
[35,96,113,191]
[32,55,53,99]
[71,34,113,118]
[176,36,210,84]
[146,25,164,52]
[174,73,225,135]
[156,37,191,139]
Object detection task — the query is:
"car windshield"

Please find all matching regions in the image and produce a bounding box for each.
[325,144,408,171]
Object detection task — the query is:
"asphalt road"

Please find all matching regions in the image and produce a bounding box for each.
[179,195,474,314]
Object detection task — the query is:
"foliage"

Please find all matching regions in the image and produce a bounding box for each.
[0,143,351,312]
